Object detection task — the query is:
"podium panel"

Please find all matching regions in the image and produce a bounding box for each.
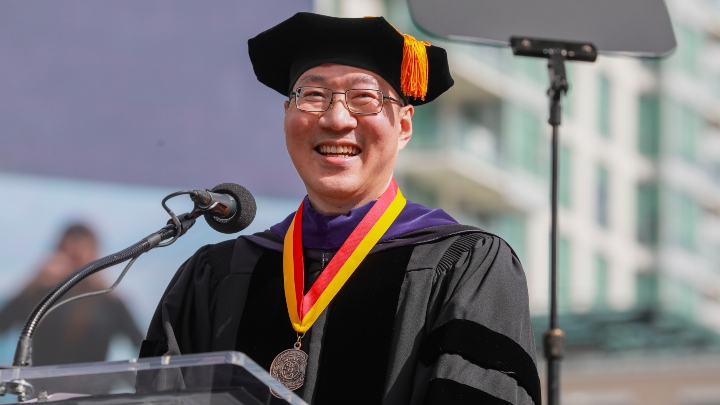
[0,351,307,405]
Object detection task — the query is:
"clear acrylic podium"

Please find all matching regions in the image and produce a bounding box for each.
[0,351,308,404]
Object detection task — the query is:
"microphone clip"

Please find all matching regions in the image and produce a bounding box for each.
[189,190,237,221]
[164,212,197,239]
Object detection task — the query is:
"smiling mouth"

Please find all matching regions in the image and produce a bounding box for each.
[316,145,361,158]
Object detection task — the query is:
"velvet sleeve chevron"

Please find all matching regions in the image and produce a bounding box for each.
[412,232,539,405]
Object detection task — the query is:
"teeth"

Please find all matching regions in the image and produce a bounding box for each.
[318,145,359,156]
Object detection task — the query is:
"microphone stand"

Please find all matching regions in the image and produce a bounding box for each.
[510,37,597,405]
[3,210,199,401]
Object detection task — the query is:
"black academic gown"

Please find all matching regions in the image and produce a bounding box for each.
[141,224,540,405]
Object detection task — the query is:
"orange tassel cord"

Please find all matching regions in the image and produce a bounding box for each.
[366,17,431,101]
[399,33,430,101]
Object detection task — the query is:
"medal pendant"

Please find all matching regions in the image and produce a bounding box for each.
[270,339,308,395]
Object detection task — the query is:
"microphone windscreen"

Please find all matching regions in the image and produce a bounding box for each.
[204,183,256,234]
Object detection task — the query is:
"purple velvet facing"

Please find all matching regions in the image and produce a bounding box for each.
[269,196,458,250]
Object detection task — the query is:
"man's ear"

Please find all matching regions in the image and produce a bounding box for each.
[284,100,290,112]
[398,105,414,150]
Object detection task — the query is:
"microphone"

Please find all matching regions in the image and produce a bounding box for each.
[190,183,256,234]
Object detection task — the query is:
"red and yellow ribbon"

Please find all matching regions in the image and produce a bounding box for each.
[283,179,407,333]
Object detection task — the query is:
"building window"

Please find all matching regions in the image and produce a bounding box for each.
[503,103,548,178]
[680,104,702,163]
[594,254,609,310]
[409,102,438,149]
[638,95,660,158]
[635,271,658,310]
[459,100,502,161]
[668,280,699,318]
[598,75,611,137]
[636,182,659,246]
[665,101,703,163]
[677,193,698,251]
[597,164,610,228]
[559,144,571,208]
[664,189,699,252]
[674,25,703,77]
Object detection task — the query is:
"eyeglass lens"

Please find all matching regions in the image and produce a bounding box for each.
[295,87,384,114]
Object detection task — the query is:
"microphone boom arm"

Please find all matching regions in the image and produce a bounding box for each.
[11,212,197,370]
[4,182,255,401]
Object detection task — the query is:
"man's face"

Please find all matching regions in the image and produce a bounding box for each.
[284,64,413,213]
[59,236,97,268]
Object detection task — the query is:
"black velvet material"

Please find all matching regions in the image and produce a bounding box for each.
[419,319,541,405]
[435,232,483,274]
[423,378,512,405]
[248,12,454,105]
[313,246,413,404]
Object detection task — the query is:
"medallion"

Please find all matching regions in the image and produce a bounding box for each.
[272,179,406,397]
[270,341,308,393]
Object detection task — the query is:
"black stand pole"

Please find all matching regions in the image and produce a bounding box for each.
[546,49,567,405]
[511,37,597,405]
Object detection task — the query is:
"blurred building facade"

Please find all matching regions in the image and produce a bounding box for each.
[318,0,720,404]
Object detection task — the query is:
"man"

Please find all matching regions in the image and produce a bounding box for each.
[0,223,142,365]
[141,13,539,405]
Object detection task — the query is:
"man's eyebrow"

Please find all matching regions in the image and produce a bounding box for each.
[295,74,380,88]
[346,75,379,88]
[296,75,327,86]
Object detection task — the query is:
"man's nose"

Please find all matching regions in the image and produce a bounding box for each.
[318,94,357,131]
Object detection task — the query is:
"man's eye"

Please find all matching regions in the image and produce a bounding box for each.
[350,91,380,103]
[302,91,327,100]
[352,91,377,99]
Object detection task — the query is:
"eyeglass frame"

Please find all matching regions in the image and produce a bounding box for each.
[288,86,406,115]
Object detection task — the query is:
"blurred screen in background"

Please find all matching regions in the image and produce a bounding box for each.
[0,0,310,367]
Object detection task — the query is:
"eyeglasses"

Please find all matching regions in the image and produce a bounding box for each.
[290,86,405,115]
